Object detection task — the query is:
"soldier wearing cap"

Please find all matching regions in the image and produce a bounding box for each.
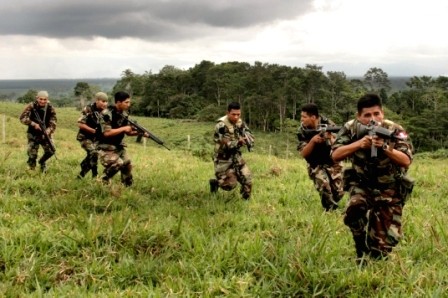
[76,92,109,178]
[19,90,57,172]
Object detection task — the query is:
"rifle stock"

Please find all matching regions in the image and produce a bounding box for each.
[126,117,170,150]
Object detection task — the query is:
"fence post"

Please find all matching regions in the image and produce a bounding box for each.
[2,114,5,144]
[187,135,191,150]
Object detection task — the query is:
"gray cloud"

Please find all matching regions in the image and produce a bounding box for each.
[0,0,314,40]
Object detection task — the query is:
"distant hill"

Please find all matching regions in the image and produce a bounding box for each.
[0,76,412,101]
[0,78,118,100]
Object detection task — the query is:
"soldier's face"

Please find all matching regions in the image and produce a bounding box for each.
[36,96,48,107]
[96,99,108,110]
[300,112,317,128]
[227,109,241,124]
[116,98,131,112]
[357,105,384,125]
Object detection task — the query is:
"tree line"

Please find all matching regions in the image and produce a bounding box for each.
[16,61,448,152]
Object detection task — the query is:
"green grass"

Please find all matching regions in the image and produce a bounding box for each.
[0,102,447,297]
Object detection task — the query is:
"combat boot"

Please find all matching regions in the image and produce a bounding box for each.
[91,167,98,178]
[101,175,110,185]
[209,179,219,193]
[27,158,37,170]
[39,162,47,173]
[353,234,369,259]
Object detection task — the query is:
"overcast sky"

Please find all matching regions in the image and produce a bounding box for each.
[1,0,447,79]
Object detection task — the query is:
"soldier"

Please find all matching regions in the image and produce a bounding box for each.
[19,90,57,172]
[297,103,344,211]
[332,94,414,261]
[209,102,253,200]
[97,91,147,186]
[76,92,109,178]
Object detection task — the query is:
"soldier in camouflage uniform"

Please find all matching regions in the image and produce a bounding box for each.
[19,90,57,172]
[297,103,344,211]
[76,92,109,178]
[97,91,146,186]
[209,102,253,200]
[332,94,414,260]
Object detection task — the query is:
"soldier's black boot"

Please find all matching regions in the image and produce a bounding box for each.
[27,158,37,170]
[353,234,369,263]
[39,162,47,173]
[91,167,98,178]
[209,179,219,193]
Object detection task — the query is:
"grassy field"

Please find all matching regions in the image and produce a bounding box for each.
[0,102,447,297]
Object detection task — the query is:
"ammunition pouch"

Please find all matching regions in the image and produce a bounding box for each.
[398,175,415,201]
[342,168,358,191]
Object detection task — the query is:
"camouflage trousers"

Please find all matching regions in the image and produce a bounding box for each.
[214,156,252,199]
[79,138,98,175]
[307,162,344,210]
[26,133,54,168]
[344,186,404,258]
[98,147,133,186]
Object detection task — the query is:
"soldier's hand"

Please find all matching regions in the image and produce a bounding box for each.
[372,136,385,148]
[34,123,41,131]
[122,126,134,133]
[311,133,325,144]
[237,137,247,147]
[359,135,372,149]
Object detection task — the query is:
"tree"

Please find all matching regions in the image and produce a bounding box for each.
[17,89,38,104]
[363,67,391,95]
[74,82,92,109]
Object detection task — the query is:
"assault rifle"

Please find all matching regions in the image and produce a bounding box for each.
[240,127,254,152]
[301,124,341,146]
[93,111,103,138]
[126,117,170,150]
[356,120,408,158]
[32,107,56,155]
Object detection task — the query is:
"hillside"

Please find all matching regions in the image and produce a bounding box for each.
[0,78,118,100]
[1,102,447,296]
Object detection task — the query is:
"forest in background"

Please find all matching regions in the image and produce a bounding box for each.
[3,60,448,152]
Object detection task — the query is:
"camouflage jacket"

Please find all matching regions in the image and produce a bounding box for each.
[97,105,130,150]
[19,102,57,135]
[213,115,252,160]
[297,116,336,168]
[77,102,103,141]
[332,118,413,189]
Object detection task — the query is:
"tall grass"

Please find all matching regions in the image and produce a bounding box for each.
[0,102,447,297]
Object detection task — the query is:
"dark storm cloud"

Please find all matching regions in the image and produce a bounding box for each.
[0,0,313,40]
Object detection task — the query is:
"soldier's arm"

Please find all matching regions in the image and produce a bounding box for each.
[214,122,241,151]
[77,108,96,134]
[19,104,39,129]
[331,125,369,162]
[299,134,325,158]
[48,106,57,134]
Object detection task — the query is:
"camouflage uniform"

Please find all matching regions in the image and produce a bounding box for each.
[332,119,414,259]
[211,115,252,199]
[76,102,103,178]
[19,102,57,170]
[297,117,344,210]
[97,106,133,186]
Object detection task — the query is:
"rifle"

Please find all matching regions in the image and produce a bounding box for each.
[126,117,170,150]
[32,106,56,155]
[240,126,254,152]
[301,124,341,146]
[93,111,103,138]
[356,120,408,158]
